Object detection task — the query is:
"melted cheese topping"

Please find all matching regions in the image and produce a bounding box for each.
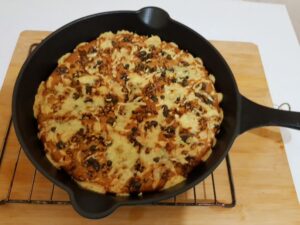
[33,30,223,195]
[178,112,199,133]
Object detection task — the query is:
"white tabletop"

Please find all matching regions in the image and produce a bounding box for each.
[1,0,300,201]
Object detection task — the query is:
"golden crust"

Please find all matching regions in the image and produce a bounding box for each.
[33,30,223,194]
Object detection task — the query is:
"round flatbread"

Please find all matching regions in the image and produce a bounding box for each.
[33,30,223,194]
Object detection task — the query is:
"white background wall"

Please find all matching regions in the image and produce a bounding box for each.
[245,0,300,43]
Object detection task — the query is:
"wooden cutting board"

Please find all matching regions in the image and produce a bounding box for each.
[0,31,299,225]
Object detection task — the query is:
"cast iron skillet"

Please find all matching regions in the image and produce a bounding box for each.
[12,7,300,219]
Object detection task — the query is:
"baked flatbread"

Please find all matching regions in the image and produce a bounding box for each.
[33,31,223,194]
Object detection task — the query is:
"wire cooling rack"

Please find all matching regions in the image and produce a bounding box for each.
[0,43,236,208]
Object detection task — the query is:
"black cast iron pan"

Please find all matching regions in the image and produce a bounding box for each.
[12,7,300,219]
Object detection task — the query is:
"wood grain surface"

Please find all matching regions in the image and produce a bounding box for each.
[0,31,299,225]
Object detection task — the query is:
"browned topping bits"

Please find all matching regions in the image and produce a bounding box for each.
[128,177,142,192]
[163,126,176,138]
[85,158,101,172]
[180,132,192,143]
[72,92,80,100]
[56,141,65,150]
[107,160,112,167]
[56,65,69,74]
[89,145,97,152]
[85,85,92,95]
[33,31,223,195]
[162,105,169,117]
[144,120,158,131]
[153,157,160,163]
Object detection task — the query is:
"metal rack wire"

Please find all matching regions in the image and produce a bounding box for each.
[0,43,236,208]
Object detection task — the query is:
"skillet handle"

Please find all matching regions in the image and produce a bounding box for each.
[137,7,170,29]
[239,95,300,134]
